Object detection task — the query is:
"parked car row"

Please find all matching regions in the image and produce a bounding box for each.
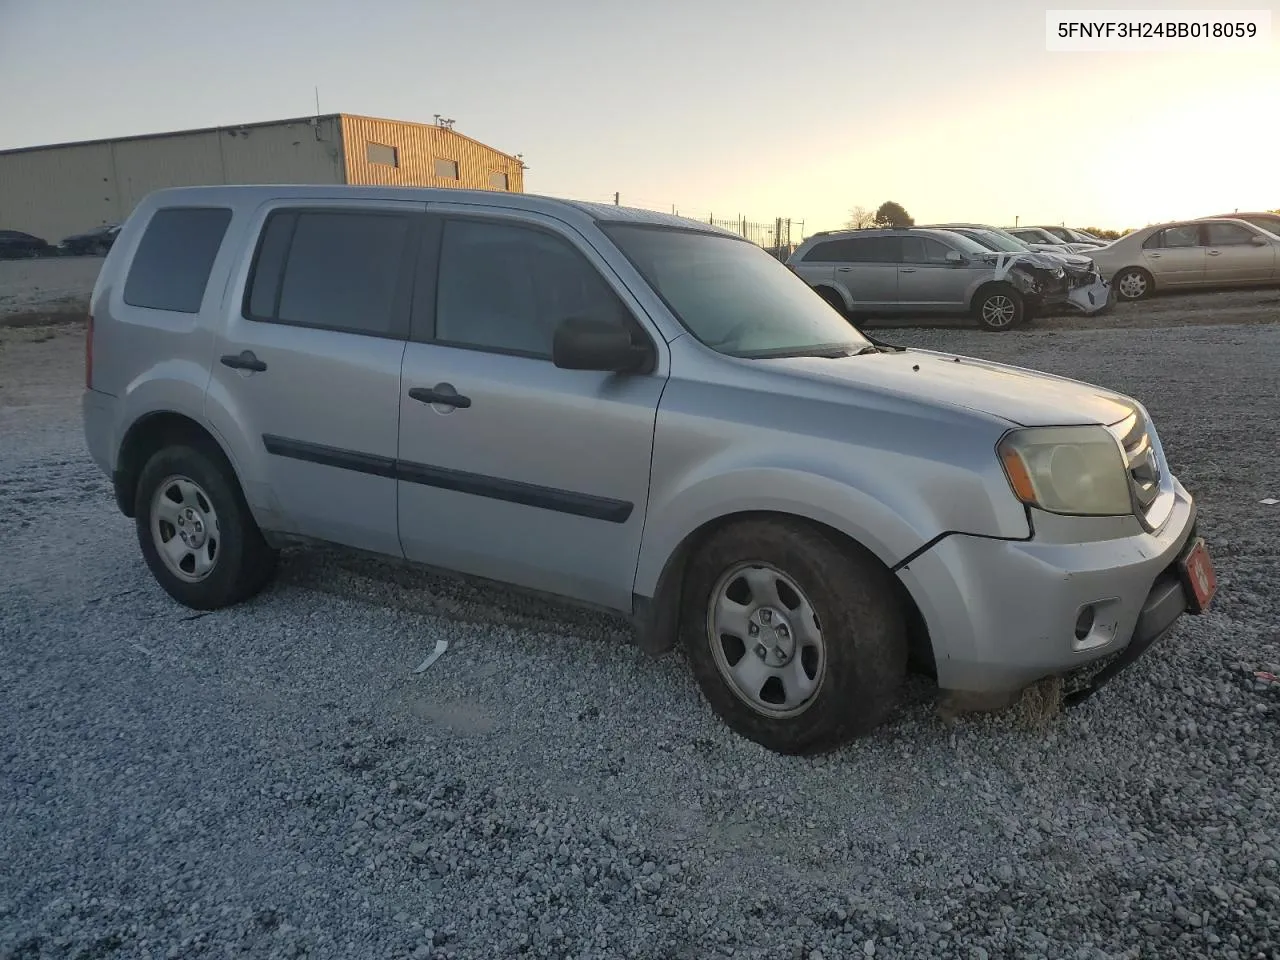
[786,223,1112,332]
[0,223,121,259]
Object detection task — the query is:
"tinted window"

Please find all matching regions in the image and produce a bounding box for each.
[802,236,900,262]
[901,236,956,264]
[1205,222,1256,246]
[245,210,409,337]
[434,219,634,358]
[123,207,232,313]
[1146,225,1201,249]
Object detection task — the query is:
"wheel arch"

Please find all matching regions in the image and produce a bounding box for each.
[114,411,239,518]
[631,508,935,675]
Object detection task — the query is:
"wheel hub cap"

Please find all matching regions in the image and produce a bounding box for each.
[150,475,221,583]
[749,607,795,666]
[706,563,827,718]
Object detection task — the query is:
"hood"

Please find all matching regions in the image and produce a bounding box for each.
[758,348,1136,427]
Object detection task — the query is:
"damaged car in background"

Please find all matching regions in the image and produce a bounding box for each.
[931,225,1112,316]
[787,226,1085,331]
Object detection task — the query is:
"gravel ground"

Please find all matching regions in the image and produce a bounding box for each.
[0,257,103,326]
[2,319,1279,960]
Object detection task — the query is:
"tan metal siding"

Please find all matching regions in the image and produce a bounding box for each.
[340,116,524,193]
[0,118,344,241]
[0,142,120,241]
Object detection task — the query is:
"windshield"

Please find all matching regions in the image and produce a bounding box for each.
[936,231,994,257]
[960,229,1025,253]
[601,223,872,358]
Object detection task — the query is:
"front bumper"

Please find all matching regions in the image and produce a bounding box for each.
[897,478,1199,694]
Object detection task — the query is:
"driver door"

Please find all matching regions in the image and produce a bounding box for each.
[395,209,667,611]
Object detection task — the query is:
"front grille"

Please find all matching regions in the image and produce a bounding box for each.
[1114,409,1162,517]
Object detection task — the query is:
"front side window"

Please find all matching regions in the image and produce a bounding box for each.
[434,219,636,358]
[244,209,410,337]
[604,223,873,359]
[901,236,958,264]
[123,207,232,313]
[1204,222,1256,246]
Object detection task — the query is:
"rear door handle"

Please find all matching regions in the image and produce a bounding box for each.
[899,267,917,273]
[837,267,852,272]
[409,386,471,409]
[220,350,267,372]
[1207,250,1222,256]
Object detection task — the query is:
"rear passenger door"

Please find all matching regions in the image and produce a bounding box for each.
[395,208,666,611]
[837,236,901,312]
[1140,224,1205,287]
[205,200,422,557]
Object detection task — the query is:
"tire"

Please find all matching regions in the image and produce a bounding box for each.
[973,284,1024,332]
[680,518,908,754]
[134,444,278,609]
[1113,266,1152,301]
[816,287,846,316]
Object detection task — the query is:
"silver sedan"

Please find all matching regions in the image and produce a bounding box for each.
[1086,218,1280,301]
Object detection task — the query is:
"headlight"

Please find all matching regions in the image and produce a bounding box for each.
[998,425,1132,516]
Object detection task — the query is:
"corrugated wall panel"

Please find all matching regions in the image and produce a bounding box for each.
[340,116,525,193]
[0,118,344,241]
[219,118,344,185]
[111,134,226,216]
[0,143,120,241]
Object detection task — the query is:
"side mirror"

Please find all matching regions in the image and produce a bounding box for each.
[945,249,964,264]
[552,317,649,373]
[1250,235,1269,246]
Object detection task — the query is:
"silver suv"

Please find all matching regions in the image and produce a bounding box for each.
[787,227,1072,331]
[82,186,1215,754]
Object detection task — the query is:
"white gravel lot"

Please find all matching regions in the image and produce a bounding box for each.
[1,315,1279,960]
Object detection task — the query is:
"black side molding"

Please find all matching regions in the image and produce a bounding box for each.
[396,460,633,523]
[261,435,633,524]
[262,434,396,478]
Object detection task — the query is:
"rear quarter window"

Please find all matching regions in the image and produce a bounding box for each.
[122,207,233,313]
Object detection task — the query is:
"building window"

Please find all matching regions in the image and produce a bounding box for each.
[488,171,509,190]
[434,158,460,180]
[366,142,398,167]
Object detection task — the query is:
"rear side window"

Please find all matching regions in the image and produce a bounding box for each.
[123,207,232,313]
[244,209,411,337]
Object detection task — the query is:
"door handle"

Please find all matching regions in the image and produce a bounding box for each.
[1148,253,1162,259]
[837,266,852,272]
[899,267,917,273]
[1207,250,1222,256]
[220,350,267,372]
[409,386,471,409]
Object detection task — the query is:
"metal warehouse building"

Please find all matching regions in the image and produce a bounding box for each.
[0,114,526,243]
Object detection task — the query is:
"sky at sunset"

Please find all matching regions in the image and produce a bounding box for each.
[1,0,1276,235]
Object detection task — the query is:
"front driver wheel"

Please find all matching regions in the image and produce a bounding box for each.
[680,518,908,754]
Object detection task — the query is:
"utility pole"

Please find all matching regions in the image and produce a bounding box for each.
[314,86,320,115]
[1015,215,1019,227]
[614,192,620,206]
